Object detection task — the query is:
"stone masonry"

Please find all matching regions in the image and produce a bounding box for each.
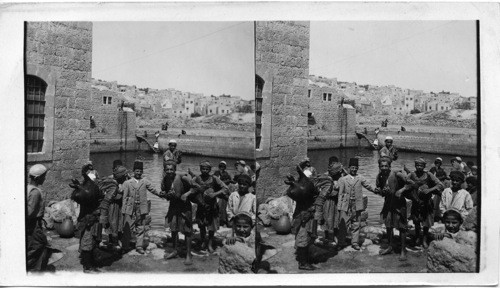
[89,87,137,152]
[26,22,93,201]
[255,21,310,202]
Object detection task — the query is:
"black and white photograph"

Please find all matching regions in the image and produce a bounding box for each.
[24,21,256,273]
[0,2,499,286]
[255,20,479,273]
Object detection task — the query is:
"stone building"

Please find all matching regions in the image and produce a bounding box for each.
[255,21,310,202]
[307,79,355,139]
[89,85,137,153]
[25,22,93,201]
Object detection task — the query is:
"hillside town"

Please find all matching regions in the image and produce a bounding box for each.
[92,78,254,120]
[308,75,477,116]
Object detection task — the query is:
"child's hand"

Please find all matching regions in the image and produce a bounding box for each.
[180,192,190,202]
[226,237,237,245]
[434,232,445,241]
[395,188,405,198]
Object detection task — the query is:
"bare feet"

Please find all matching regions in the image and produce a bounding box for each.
[399,253,408,261]
[164,250,179,260]
[379,246,393,255]
[184,255,193,266]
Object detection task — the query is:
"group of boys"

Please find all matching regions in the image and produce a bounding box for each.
[289,136,478,270]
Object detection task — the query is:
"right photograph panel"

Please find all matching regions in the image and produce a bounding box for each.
[254,21,479,273]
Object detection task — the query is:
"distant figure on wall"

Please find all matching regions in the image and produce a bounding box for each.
[163,139,182,168]
[162,121,169,131]
[401,126,406,132]
[379,136,399,162]
[90,116,96,129]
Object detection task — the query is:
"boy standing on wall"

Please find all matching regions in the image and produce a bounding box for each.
[163,139,182,166]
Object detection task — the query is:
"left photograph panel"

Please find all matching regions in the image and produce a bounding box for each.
[25,21,256,273]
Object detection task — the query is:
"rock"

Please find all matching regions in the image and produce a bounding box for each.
[257,205,272,226]
[429,223,445,234]
[66,244,80,251]
[366,244,380,256]
[361,226,385,235]
[455,230,477,249]
[282,240,295,248]
[463,207,478,232]
[127,250,141,256]
[266,196,294,220]
[360,211,369,222]
[218,242,255,273]
[215,227,233,238]
[146,229,170,247]
[44,199,80,229]
[146,243,157,251]
[151,248,165,260]
[362,239,373,247]
[427,238,477,272]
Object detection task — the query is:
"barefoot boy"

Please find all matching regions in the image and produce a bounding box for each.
[161,159,195,265]
[191,160,229,253]
[407,157,444,248]
[375,157,409,261]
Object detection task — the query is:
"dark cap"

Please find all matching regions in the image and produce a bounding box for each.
[237,174,252,186]
[133,161,144,171]
[348,158,359,167]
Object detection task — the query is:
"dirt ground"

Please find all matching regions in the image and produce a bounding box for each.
[258,226,428,274]
[46,224,427,274]
[47,229,220,274]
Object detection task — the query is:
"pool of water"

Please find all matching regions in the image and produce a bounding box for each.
[91,148,477,229]
[307,147,477,226]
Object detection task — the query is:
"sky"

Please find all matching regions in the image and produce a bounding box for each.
[92,22,254,100]
[310,21,478,97]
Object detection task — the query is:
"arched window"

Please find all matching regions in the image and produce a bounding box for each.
[26,75,47,153]
[255,75,264,149]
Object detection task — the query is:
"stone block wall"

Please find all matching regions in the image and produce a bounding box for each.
[26,22,93,201]
[89,87,137,152]
[255,21,310,202]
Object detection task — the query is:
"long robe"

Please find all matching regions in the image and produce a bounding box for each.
[26,184,51,271]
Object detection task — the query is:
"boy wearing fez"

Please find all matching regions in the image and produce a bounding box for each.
[121,161,159,254]
[337,158,378,250]
[190,160,229,253]
[375,157,410,261]
[161,159,195,265]
[407,157,444,248]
